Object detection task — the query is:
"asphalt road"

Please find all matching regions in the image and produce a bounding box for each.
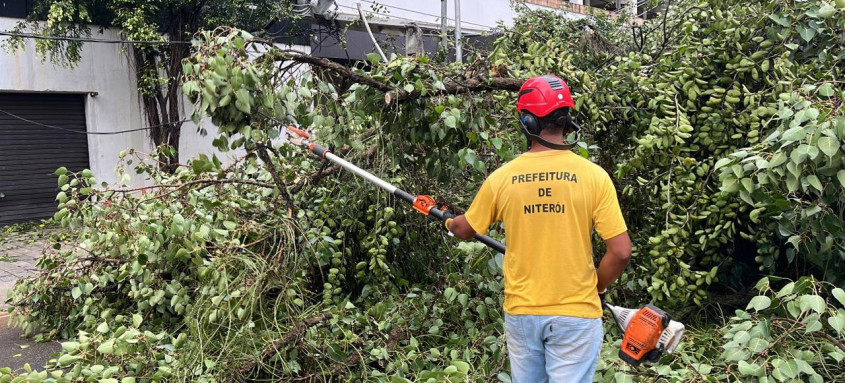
[0,315,61,372]
[0,231,62,372]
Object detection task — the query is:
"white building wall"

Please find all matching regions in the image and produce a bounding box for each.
[333,0,586,32]
[2,17,310,187]
[0,17,149,187]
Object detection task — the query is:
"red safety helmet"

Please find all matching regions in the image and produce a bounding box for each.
[516,75,579,150]
[516,75,575,118]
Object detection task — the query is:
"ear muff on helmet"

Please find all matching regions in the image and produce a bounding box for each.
[520,113,541,135]
[518,110,581,151]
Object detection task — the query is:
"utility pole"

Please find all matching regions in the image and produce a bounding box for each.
[454,0,462,63]
[440,0,448,52]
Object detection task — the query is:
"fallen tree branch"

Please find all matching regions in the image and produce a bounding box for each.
[384,75,523,104]
[770,317,845,354]
[261,48,524,104]
[256,145,296,215]
[264,49,394,93]
[226,312,334,383]
[107,179,276,194]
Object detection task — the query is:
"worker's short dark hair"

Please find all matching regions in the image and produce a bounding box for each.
[538,107,572,133]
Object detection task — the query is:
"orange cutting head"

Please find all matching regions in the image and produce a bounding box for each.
[412,195,436,215]
[619,305,669,365]
[286,125,310,139]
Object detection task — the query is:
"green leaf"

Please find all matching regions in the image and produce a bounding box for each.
[748,337,769,352]
[806,175,823,191]
[738,360,764,377]
[770,152,788,167]
[828,310,845,333]
[54,167,67,176]
[838,170,845,188]
[97,339,116,354]
[366,52,382,65]
[133,313,143,327]
[491,137,503,150]
[782,126,806,142]
[740,178,754,193]
[818,4,837,18]
[57,354,82,367]
[444,115,457,128]
[799,295,826,314]
[96,322,109,333]
[714,157,733,170]
[222,221,237,230]
[747,296,772,311]
[797,25,816,42]
[818,83,835,97]
[817,137,840,157]
[235,99,251,114]
[768,14,791,27]
[71,286,81,299]
[57,174,69,187]
[777,360,799,379]
[832,288,845,306]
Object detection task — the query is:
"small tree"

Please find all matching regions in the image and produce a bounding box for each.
[6,0,294,171]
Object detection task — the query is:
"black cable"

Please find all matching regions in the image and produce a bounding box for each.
[0,31,191,45]
[0,107,189,135]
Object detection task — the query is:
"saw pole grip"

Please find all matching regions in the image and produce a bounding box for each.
[429,207,506,254]
[309,143,329,158]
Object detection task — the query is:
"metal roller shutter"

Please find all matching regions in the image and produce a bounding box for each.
[0,93,90,226]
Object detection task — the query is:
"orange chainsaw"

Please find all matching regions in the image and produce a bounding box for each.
[604,303,686,365]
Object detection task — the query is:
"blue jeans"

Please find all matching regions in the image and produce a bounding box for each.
[505,314,603,383]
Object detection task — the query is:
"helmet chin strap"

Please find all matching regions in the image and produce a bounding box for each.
[521,120,582,151]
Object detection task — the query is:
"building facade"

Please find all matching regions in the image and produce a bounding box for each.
[0,0,637,225]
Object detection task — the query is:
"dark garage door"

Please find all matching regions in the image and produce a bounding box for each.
[0,93,90,226]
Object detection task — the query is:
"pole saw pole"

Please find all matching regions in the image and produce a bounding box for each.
[285,126,506,254]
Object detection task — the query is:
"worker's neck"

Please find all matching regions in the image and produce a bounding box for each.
[528,130,566,153]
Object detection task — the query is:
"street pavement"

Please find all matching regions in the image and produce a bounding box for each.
[0,231,61,372]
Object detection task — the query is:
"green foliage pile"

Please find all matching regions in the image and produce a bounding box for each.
[573,0,845,306]
[2,0,845,382]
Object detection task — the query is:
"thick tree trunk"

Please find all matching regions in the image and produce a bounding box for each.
[131,7,196,173]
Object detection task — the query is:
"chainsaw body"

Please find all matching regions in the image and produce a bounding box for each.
[605,303,685,366]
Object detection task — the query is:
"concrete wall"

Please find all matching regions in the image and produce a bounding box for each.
[0,17,149,187]
[1,17,310,187]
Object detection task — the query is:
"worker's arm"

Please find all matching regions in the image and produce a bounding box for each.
[596,231,632,293]
[446,215,477,240]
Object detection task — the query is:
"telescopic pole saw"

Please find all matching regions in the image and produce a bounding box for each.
[284,125,506,254]
[283,125,687,366]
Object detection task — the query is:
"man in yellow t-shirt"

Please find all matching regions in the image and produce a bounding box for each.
[446,75,632,383]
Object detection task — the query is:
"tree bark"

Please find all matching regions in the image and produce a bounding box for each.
[265,49,525,104]
[132,6,197,173]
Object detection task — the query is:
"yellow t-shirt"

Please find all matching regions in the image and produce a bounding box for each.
[464,150,627,318]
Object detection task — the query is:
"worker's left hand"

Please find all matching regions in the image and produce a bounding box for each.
[442,211,455,233]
